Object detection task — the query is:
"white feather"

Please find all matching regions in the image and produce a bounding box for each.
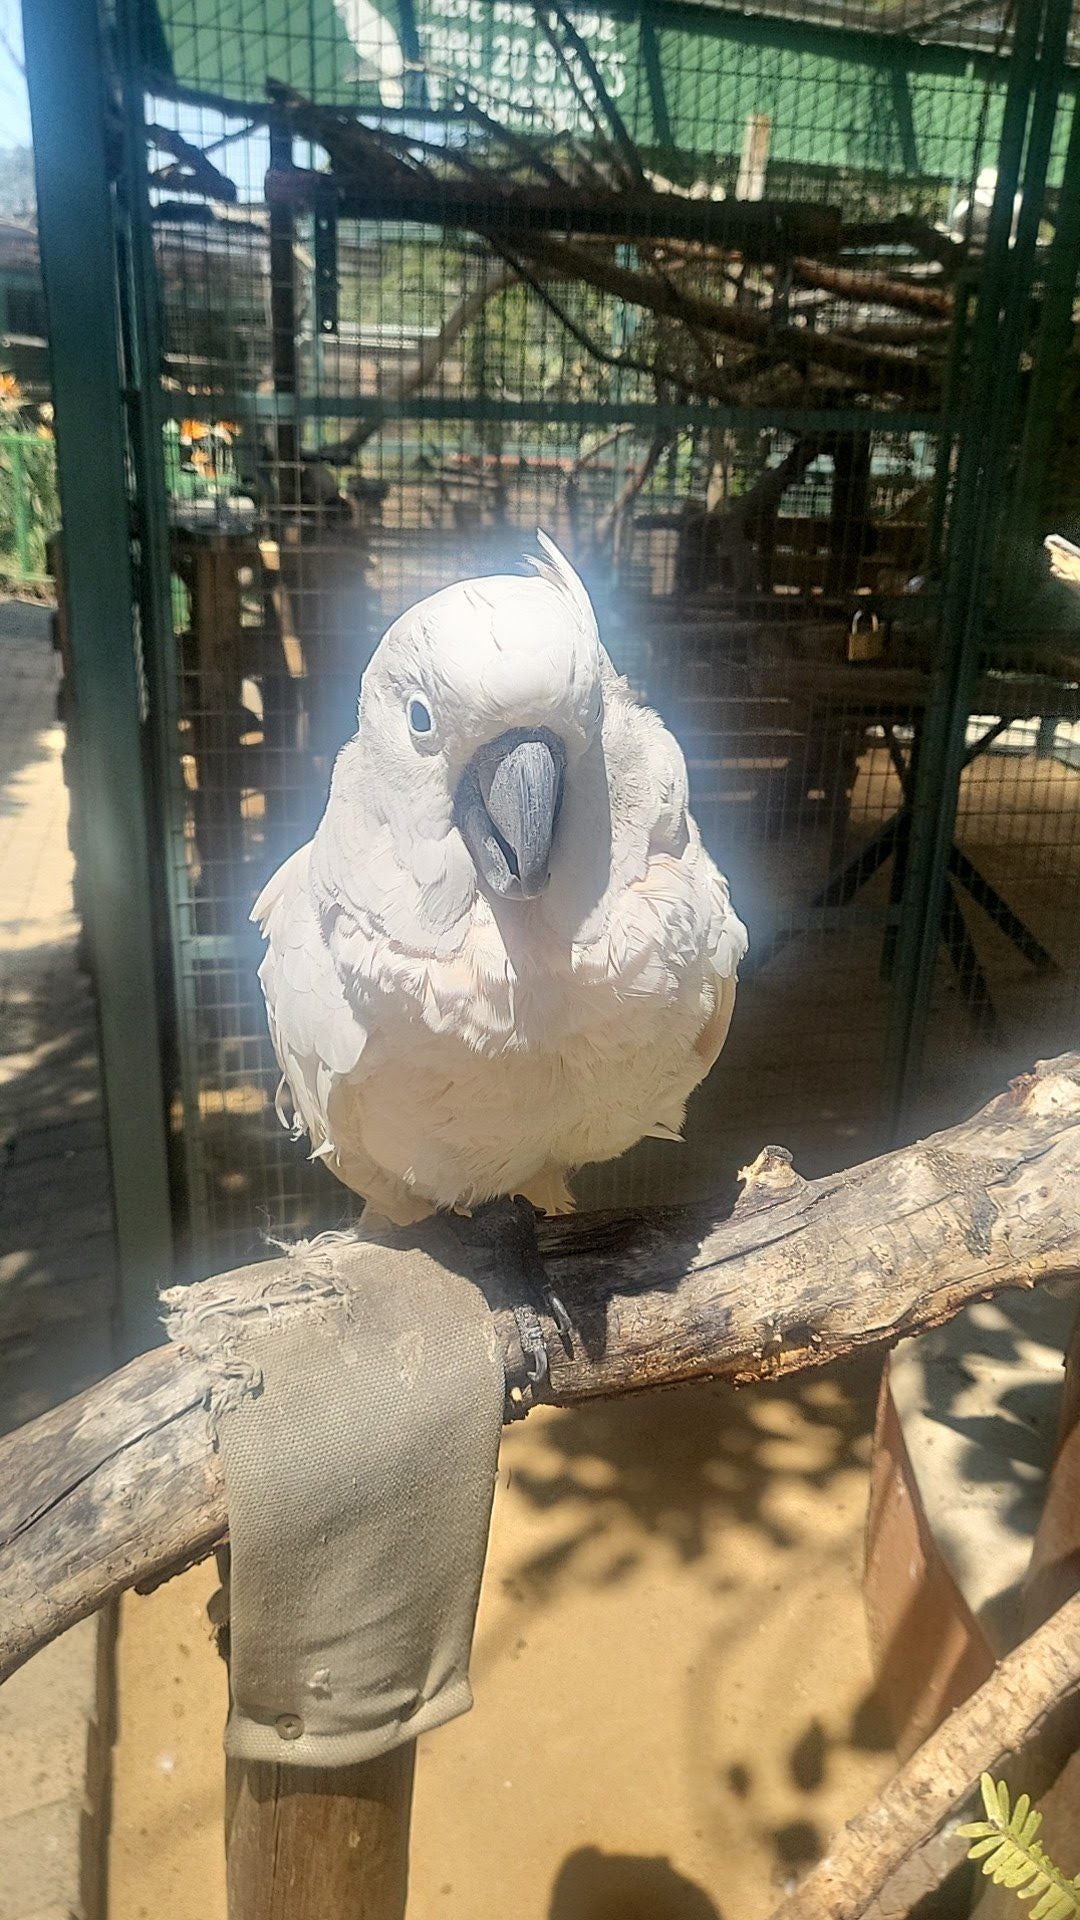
[254,534,748,1224]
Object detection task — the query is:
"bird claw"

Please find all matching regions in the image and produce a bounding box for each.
[546,1288,573,1341]
[512,1301,550,1386]
[448,1195,574,1394]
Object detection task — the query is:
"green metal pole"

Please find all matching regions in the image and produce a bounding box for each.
[113,0,214,1251]
[1009,93,1080,566]
[24,0,174,1342]
[923,277,973,578]
[640,7,673,151]
[980,0,1074,482]
[885,0,1068,1132]
[9,435,29,580]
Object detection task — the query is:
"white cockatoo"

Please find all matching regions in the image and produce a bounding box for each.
[254,535,747,1233]
[948,167,1022,247]
[331,0,405,107]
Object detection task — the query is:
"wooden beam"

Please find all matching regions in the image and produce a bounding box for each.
[226,1745,415,1920]
[2,1054,1080,1687]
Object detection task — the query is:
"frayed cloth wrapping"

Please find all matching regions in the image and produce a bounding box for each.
[163,1234,505,1767]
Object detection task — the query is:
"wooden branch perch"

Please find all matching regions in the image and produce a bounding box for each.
[146,122,239,205]
[769,1588,1080,1920]
[839,215,965,275]
[504,232,938,399]
[2,1054,1080,1690]
[790,256,953,317]
[659,432,826,593]
[263,88,947,404]
[266,156,842,259]
[271,157,933,402]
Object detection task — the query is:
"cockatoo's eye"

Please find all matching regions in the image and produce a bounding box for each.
[407,697,434,739]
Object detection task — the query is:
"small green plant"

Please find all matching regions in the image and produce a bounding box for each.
[959,1774,1080,1920]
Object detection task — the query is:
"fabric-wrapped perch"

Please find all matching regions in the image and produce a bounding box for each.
[164,1237,506,1766]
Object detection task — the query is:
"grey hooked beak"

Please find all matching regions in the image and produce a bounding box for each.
[454,727,566,899]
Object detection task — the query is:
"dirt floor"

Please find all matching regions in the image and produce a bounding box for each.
[109,1359,892,1920]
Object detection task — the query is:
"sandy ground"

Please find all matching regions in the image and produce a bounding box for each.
[109,1359,892,1920]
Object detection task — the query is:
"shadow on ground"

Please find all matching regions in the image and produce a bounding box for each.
[0,933,117,1433]
[549,1845,723,1918]
[464,1355,894,1900]
[0,598,117,1435]
[497,1361,878,1609]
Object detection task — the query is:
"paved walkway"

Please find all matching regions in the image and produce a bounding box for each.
[0,597,115,1423]
[0,596,114,1920]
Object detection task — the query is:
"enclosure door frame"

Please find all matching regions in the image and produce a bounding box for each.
[24,0,175,1344]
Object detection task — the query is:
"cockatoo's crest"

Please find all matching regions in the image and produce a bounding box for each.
[528,530,600,647]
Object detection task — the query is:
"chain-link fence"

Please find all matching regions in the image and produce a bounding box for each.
[99,0,1080,1274]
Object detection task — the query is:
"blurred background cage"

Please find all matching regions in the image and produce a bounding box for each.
[63,0,1080,1277]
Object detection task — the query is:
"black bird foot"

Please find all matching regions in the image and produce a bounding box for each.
[511,1297,550,1388]
[449,1194,573,1393]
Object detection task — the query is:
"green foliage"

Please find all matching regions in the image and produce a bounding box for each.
[0,428,58,579]
[959,1775,1080,1920]
[354,240,446,335]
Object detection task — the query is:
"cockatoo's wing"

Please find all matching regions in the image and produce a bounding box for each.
[695,863,747,1075]
[599,692,747,1132]
[251,845,367,1157]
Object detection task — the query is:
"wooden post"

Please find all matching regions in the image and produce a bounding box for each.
[268,113,299,514]
[172,530,260,933]
[825,430,873,596]
[226,1745,416,1920]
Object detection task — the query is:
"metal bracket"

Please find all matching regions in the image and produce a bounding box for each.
[314,187,338,339]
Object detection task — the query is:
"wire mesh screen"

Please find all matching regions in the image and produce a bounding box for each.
[121,0,1080,1273]
[912,639,1080,1134]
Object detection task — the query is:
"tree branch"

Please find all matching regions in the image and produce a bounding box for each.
[2,1057,1079,1688]
[839,215,965,275]
[146,123,239,205]
[769,1588,1080,1920]
[536,2,647,189]
[266,98,934,402]
[112,80,1051,1892]
[593,429,670,551]
[791,256,952,317]
[500,231,938,400]
[661,433,826,594]
[267,158,842,261]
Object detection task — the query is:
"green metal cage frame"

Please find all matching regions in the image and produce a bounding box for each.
[25,0,1080,1314]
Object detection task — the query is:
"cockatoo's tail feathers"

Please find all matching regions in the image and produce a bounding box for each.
[528,531,599,643]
